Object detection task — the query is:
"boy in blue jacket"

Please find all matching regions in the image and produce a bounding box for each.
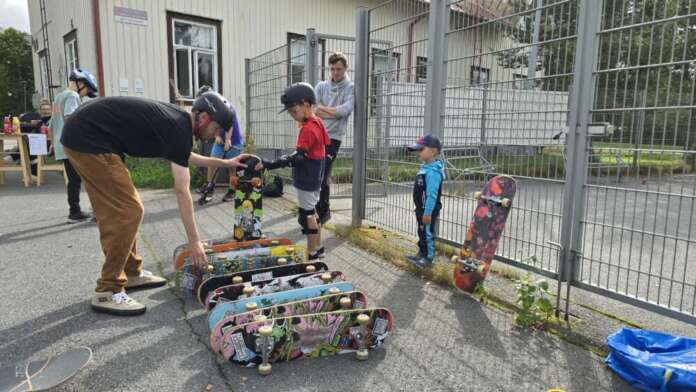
[406,135,445,268]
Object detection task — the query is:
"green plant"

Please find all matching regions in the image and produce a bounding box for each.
[513,274,554,328]
[473,281,489,302]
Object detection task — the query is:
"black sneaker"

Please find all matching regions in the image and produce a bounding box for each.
[68,211,91,223]
[222,189,235,202]
[308,247,326,260]
[197,194,214,205]
[195,183,208,194]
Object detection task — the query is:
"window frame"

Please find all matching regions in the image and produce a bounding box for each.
[286,32,326,85]
[470,65,491,86]
[415,56,428,84]
[166,12,222,103]
[63,29,79,84]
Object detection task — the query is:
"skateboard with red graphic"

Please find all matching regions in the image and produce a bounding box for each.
[452,175,516,293]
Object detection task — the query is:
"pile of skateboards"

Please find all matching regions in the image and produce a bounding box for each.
[172,237,393,375]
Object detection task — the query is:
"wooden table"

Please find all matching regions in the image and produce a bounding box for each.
[0,134,32,187]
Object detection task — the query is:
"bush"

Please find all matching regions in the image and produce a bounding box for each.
[126,157,206,189]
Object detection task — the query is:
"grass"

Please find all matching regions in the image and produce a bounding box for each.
[126,157,207,189]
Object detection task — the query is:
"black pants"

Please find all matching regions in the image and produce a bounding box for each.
[63,159,83,214]
[416,209,439,260]
[316,139,341,224]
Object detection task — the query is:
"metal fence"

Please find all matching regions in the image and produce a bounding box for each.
[246,0,696,323]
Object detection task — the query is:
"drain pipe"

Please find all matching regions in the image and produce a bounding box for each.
[91,0,105,96]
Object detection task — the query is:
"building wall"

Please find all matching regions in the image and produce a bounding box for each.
[28,0,97,101]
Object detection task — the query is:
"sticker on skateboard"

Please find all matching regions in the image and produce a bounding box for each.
[207,282,355,329]
[452,175,516,293]
[231,156,264,241]
[220,308,393,374]
[173,238,293,271]
[210,291,369,354]
[197,262,328,305]
[0,347,92,392]
[203,271,347,311]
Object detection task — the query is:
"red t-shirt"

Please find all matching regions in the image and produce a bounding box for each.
[296,116,330,159]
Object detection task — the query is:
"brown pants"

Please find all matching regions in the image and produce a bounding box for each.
[64,147,143,293]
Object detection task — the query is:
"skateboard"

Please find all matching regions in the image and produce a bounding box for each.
[197,262,328,305]
[210,291,369,354]
[177,243,307,270]
[452,175,516,293]
[203,271,347,311]
[173,238,293,270]
[207,282,355,329]
[220,308,393,374]
[175,252,307,296]
[0,347,92,392]
[231,156,264,241]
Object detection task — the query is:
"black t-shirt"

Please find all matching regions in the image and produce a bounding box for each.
[61,97,193,167]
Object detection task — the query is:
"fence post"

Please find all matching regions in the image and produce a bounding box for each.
[352,7,370,227]
[306,28,319,87]
[244,58,251,138]
[527,0,543,89]
[424,0,449,137]
[558,0,602,316]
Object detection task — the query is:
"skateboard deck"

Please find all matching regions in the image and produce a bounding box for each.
[173,238,293,270]
[452,175,516,293]
[207,282,355,329]
[204,271,347,311]
[220,308,393,372]
[232,156,264,241]
[178,243,307,269]
[197,262,328,305]
[0,347,92,392]
[176,252,307,296]
[210,291,369,354]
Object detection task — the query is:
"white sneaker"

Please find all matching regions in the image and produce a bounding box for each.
[125,270,167,290]
[91,291,146,316]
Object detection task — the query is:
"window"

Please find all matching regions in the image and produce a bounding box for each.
[416,56,427,84]
[63,30,79,83]
[39,50,49,99]
[512,73,527,89]
[286,33,326,85]
[167,13,221,102]
[370,48,401,116]
[470,65,490,86]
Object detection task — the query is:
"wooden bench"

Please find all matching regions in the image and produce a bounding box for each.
[37,154,68,186]
[0,134,32,187]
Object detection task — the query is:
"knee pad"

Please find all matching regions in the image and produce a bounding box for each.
[298,208,318,234]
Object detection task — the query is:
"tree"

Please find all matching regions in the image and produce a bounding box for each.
[0,28,34,116]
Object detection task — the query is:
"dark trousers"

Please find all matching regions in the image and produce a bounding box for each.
[63,159,83,214]
[416,209,439,260]
[316,139,341,223]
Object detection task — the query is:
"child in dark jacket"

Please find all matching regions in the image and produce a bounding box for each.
[406,134,445,268]
[256,83,330,260]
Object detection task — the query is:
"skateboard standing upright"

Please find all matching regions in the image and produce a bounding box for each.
[452,175,516,293]
[231,156,264,241]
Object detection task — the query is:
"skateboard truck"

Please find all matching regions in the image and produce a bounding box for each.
[245,302,258,312]
[320,273,332,284]
[242,286,255,297]
[356,314,370,361]
[305,265,316,273]
[258,325,274,375]
[277,257,288,266]
[328,287,341,295]
[232,276,243,284]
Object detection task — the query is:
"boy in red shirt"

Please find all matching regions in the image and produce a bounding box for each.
[256,83,330,259]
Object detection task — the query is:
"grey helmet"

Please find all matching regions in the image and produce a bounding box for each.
[192,91,233,130]
[279,82,316,113]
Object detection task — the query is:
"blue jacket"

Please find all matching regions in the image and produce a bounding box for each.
[413,159,445,216]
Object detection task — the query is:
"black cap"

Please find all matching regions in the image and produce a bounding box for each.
[408,134,442,151]
[280,82,317,113]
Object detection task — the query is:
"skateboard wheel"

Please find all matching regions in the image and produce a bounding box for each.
[474,191,482,200]
[205,248,214,254]
[206,265,214,273]
[277,258,288,265]
[285,247,294,253]
[232,276,243,284]
[242,200,253,209]
[306,265,316,273]
[259,325,273,337]
[320,273,332,283]
[258,363,272,376]
[340,297,352,309]
[450,255,459,263]
[245,302,258,311]
[251,177,263,188]
[243,286,255,296]
[501,198,511,208]
[271,240,279,245]
[356,349,369,361]
[254,314,268,322]
[357,314,370,326]
[328,287,340,294]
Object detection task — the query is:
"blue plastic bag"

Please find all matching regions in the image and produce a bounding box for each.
[606,328,696,391]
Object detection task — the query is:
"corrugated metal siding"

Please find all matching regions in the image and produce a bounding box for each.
[27,0,96,101]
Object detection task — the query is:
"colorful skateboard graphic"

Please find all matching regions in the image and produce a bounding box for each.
[204,271,347,311]
[208,282,355,329]
[231,156,264,241]
[0,347,92,392]
[210,291,369,354]
[197,262,328,305]
[220,308,393,374]
[174,238,293,271]
[452,175,516,293]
